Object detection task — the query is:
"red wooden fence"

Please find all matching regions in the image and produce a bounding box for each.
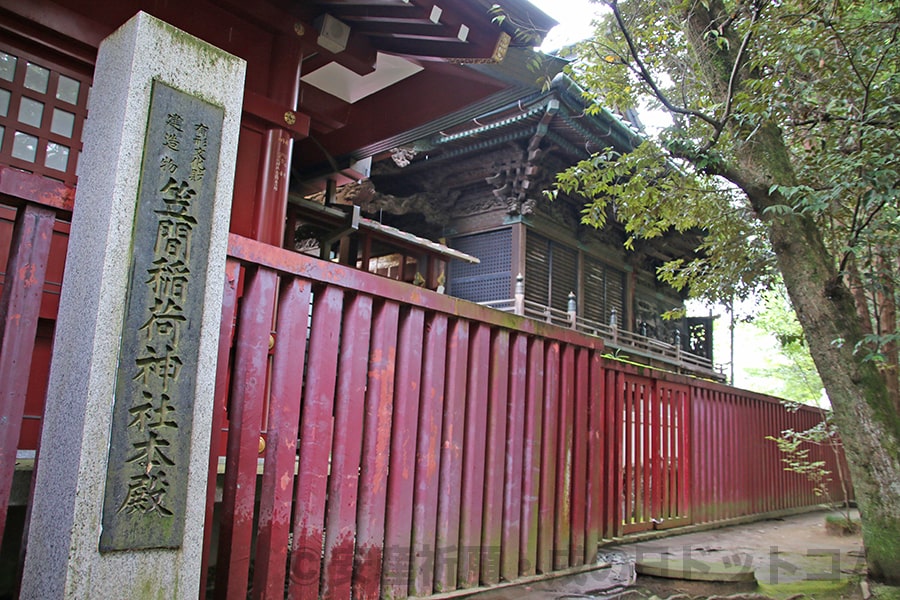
[201,233,851,600]
[0,189,852,599]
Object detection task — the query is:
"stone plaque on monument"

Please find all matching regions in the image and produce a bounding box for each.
[100,81,223,551]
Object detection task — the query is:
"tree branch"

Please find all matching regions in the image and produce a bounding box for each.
[604,0,723,131]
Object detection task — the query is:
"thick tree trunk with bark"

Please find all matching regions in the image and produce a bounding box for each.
[681,0,900,583]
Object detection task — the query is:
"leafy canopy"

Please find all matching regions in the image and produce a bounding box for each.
[555,0,900,326]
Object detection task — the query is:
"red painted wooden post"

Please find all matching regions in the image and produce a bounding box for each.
[0,203,55,548]
[585,352,603,558]
[661,386,672,520]
[381,306,425,599]
[410,312,448,596]
[0,204,56,541]
[692,387,706,524]
[519,337,544,576]
[623,378,633,529]
[501,332,528,582]
[215,266,277,600]
[481,329,509,585]
[680,385,691,523]
[321,293,373,600]
[457,323,490,587]
[289,284,344,600]
[712,391,723,521]
[353,300,400,600]
[553,343,574,570]
[434,319,468,592]
[642,379,651,525]
[603,367,619,538]
[200,258,240,598]
[570,347,588,566]
[254,277,313,600]
[536,341,559,573]
[651,381,662,523]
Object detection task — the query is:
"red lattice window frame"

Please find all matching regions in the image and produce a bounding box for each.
[0,41,91,187]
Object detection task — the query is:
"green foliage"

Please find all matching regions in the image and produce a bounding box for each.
[555,0,900,322]
[767,425,833,500]
[746,284,825,405]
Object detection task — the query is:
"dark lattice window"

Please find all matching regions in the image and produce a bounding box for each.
[448,228,512,302]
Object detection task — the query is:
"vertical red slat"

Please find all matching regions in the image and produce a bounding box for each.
[537,341,560,573]
[200,258,239,598]
[691,388,705,524]
[321,293,373,600]
[519,337,544,576]
[434,319,468,592]
[711,391,720,521]
[353,301,399,600]
[501,333,528,582]
[663,387,673,520]
[215,266,277,600]
[410,312,448,597]
[601,367,614,539]
[623,380,634,528]
[382,306,425,599]
[570,347,588,566]
[615,370,627,536]
[681,385,691,523]
[660,386,671,520]
[254,278,313,600]
[288,284,344,600]
[457,323,490,587]
[584,352,603,561]
[765,401,774,512]
[642,380,651,524]
[603,367,619,538]
[651,382,662,522]
[481,329,509,585]
[709,391,719,522]
[0,204,55,547]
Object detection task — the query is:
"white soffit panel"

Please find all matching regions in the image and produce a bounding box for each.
[301,52,424,104]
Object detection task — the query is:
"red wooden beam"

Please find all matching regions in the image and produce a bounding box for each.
[433,319,468,592]
[289,284,344,600]
[570,347,589,566]
[199,258,239,598]
[0,166,75,213]
[0,202,55,548]
[214,266,276,599]
[584,351,603,560]
[381,306,425,598]
[353,300,399,600]
[480,329,509,585]
[519,337,544,576]
[457,323,489,587]
[536,342,559,574]
[409,312,448,596]
[500,333,527,582]
[321,293,373,599]
[254,277,313,599]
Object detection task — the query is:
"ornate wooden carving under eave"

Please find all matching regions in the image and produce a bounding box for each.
[316,180,459,226]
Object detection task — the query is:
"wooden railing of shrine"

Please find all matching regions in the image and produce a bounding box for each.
[203,233,851,599]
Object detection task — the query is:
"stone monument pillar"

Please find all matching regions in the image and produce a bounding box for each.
[21,12,245,599]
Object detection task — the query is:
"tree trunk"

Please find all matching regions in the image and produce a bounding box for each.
[681,0,900,582]
[765,198,900,584]
[875,250,900,414]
